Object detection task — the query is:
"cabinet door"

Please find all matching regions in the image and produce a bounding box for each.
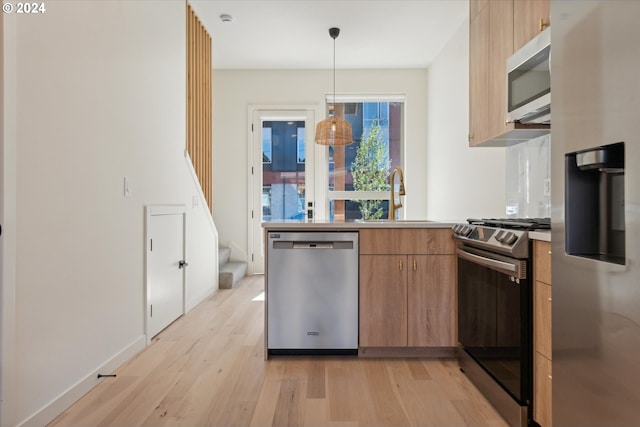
[408,255,456,347]
[469,2,490,145]
[487,0,514,139]
[534,280,552,360]
[534,351,553,427]
[514,0,551,51]
[534,240,552,284]
[359,255,407,347]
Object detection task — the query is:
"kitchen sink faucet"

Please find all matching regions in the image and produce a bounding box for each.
[389,167,406,220]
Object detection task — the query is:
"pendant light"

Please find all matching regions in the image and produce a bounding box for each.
[315,27,353,145]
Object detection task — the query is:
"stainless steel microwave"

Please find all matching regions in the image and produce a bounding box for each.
[507,27,551,124]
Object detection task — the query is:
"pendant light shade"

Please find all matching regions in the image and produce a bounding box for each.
[315,116,353,146]
[315,27,353,145]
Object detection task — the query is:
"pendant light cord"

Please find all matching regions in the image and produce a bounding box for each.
[333,35,336,116]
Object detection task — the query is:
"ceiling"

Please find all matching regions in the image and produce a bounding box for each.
[189,0,469,70]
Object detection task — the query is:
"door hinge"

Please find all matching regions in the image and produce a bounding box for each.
[251,166,254,175]
[252,123,254,132]
[251,210,254,219]
[150,304,153,317]
[252,253,254,261]
[150,239,153,251]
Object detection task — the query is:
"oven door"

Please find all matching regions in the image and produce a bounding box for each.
[457,246,532,404]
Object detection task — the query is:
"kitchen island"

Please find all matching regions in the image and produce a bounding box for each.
[263,220,458,359]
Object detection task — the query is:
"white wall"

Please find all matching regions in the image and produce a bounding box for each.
[1,2,218,426]
[426,17,506,221]
[213,69,429,262]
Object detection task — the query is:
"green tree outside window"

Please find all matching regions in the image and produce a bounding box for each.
[350,120,391,220]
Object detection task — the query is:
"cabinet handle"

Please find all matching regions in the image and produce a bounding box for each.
[548,297,552,302]
[399,259,403,271]
[505,116,511,126]
[540,18,550,32]
[413,259,417,270]
[548,374,553,379]
[548,250,552,255]
[468,134,473,142]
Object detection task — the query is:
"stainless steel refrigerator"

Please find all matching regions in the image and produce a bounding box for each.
[551,1,640,425]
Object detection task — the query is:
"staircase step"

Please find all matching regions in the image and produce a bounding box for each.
[219,261,247,289]
[218,246,231,268]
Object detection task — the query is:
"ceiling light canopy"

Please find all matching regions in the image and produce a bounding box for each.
[315,27,353,146]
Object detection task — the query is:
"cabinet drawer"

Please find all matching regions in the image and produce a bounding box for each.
[534,280,552,360]
[359,229,454,255]
[534,352,553,427]
[534,240,552,284]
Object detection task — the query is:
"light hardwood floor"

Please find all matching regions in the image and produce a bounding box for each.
[49,275,508,427]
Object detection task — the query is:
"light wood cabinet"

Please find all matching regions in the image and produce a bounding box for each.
[359,255,408,347]
[534,351,553,427]
[514,0,551,51]
[408,255,456,347]
[468,0,550,146]
[469,1,490,144]
[359,229,456,348]
[533,240,552,426]
[534,280,552,359]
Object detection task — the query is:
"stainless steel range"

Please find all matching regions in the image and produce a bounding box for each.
[452,218,549,427]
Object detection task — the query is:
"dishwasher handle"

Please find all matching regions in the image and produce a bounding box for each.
[272,241,354,250]
[293,242,334,249]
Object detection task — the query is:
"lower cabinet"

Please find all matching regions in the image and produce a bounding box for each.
[534,351,552,427]
[533,240,552,426]
[359,255,407,347]
[359,230,456,349]
[408,255,456,347]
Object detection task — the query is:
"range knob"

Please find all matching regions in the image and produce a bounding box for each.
[495,230,506,242]
[503,232,518,245]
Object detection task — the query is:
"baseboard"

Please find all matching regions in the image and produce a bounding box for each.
[17,335,146,427]
[358,346,458,358]
[186,285,217,312]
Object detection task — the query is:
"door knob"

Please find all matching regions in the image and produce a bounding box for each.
[179,260,189,269]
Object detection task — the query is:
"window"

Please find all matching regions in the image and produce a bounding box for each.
[327,97,404,221]
[297,127,306,164]
[261,120,306,221]
[262,127,272,164]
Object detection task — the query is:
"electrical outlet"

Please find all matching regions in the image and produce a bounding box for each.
[192,196,200,208]
[544,178,551,196]
[123,177,131,197]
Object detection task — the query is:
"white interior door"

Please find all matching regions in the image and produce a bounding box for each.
[147,209,186,339]
[249,108,316,275]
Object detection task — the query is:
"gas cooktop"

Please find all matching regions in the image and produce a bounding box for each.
[466,217,551,231]
[451,217,550,259]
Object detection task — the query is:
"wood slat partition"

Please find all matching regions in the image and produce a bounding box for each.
[187,4,213,213]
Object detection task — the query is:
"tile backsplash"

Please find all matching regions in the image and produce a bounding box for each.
[505,134,551,218]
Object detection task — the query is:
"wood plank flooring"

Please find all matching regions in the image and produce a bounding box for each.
[48,275,508,427]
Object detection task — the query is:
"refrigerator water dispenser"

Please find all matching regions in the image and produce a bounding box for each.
[565,142,625,264]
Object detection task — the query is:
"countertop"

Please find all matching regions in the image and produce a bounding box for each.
[529,230,551,242]
[262,219,457,231]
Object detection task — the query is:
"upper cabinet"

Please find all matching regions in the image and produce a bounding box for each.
[514,0,551,51]
[468,0,551,147]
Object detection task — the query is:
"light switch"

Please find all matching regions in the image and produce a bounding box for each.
[192,195,200,208]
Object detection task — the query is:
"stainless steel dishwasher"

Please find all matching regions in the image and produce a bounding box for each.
[266,231,358,355]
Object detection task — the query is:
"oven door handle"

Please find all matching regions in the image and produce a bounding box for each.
[456,247,526,278]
